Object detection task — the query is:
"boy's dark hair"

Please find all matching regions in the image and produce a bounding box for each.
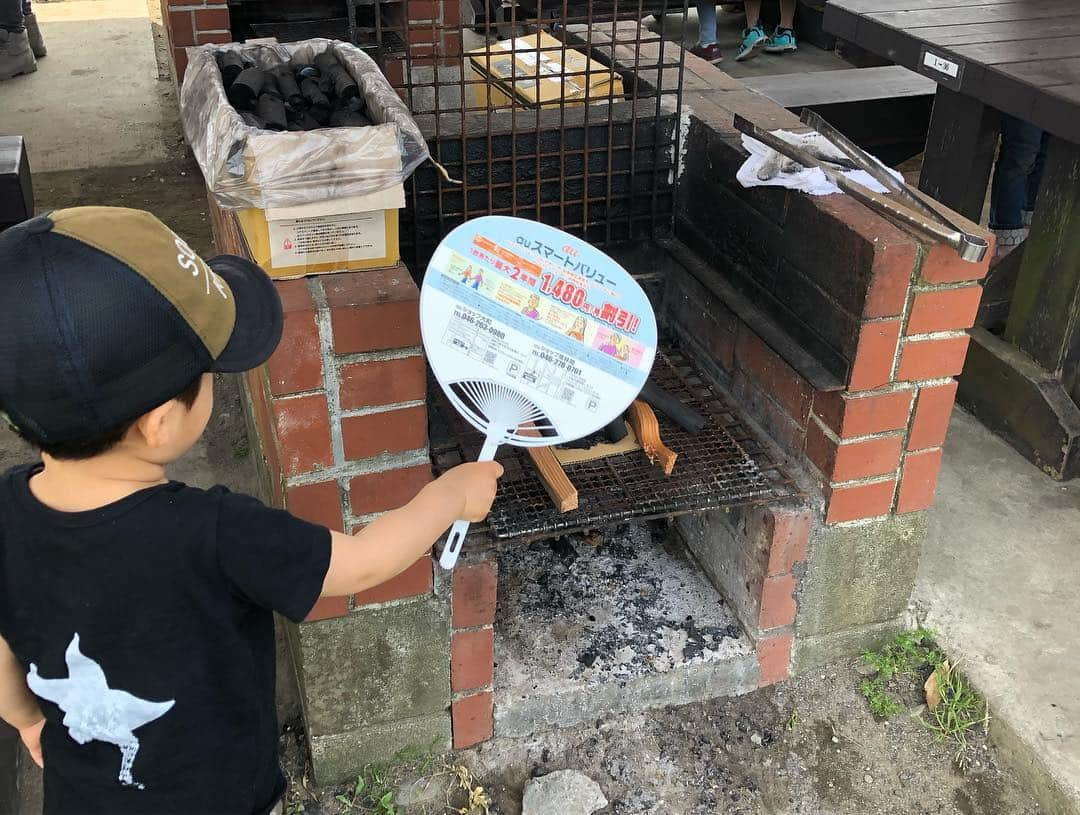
[22,376,206,461]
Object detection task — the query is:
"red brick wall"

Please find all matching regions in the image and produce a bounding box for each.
[676,62,992,528]
[164,0,232,81]
[449,559,498,748]
[243,269,434,624]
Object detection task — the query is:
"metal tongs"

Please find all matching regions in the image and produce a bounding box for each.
[733,111,988,263]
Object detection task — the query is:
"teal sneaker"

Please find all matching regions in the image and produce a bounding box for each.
[735,24,768,61]
[764,26,798,53]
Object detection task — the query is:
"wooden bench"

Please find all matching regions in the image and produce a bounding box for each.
[740,65,937,163]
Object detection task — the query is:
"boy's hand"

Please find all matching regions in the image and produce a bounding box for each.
[19,718,44,768]
[436,461,504,522]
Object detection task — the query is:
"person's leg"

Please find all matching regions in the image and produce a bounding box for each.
[0,0,36,80]
[744,0,761,27]
[690,0,723,62]
[779,0,795,28]
[696,0,717,46]
[1023,130,1050,225]
[989,115,1044,257]
[765,0,798,53]
[23,0,44,58]
[0,0,24,30]
[735,0,767,60]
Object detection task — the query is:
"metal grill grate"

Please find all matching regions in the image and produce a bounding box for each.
[431,346,799,542]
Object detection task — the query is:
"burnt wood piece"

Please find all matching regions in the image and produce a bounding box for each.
[628,400,677,476]
[521,423,579,512]
[824,0,1080,143]
[227,67,265,109]
[1003,135,1080,401]
[525,445,579,512]
[216,50,244,87]
[314,50,359,102]
[271,67,303,107]
[638,381,706,434]
[255,94,287,130]
[918,87,1000,222]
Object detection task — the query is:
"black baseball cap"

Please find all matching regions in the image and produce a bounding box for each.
[0,206,283,444]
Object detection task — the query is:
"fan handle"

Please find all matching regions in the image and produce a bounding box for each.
[439,433,502,570]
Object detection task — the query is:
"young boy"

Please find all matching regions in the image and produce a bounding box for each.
[0,206,503,813]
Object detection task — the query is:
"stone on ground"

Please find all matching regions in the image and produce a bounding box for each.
[522,770,608,815]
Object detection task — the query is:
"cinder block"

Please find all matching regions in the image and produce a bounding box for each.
[797,512,927,637]
[292,598,451,735]
[308,713,451,786]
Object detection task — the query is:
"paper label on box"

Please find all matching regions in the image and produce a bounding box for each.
[268,210,387,269]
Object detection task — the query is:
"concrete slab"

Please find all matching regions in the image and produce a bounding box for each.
[495,523,758,738]
[915,408,1080,815]
[0,0,178,172]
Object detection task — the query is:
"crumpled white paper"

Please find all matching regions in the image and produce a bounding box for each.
[737,129,904,196]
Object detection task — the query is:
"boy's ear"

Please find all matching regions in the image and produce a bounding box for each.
[133,401,179,449]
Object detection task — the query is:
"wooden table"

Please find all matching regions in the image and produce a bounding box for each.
[824,0,1080,480]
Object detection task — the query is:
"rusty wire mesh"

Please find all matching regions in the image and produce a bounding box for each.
[430,346,800,542]
[231,0,689,267]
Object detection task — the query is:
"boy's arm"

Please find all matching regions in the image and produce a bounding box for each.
[320,461,503,597]
[0,635,45,768]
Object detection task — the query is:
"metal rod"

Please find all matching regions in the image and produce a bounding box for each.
[734,115,988,263]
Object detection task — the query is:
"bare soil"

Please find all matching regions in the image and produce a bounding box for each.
[282,655,1041,815]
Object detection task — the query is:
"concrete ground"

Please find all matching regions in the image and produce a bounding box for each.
[0,0,180,172]
[915,408,1080,815]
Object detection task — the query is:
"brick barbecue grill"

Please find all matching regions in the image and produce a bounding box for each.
[193,0,993,784]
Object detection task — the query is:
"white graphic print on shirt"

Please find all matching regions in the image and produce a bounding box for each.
[26,634,175,789]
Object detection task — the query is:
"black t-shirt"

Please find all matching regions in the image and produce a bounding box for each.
[0,464,332,814]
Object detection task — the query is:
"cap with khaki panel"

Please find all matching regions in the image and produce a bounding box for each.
[0,206,282,444]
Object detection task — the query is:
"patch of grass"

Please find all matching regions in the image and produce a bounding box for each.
[858,629,989,766]
[335,765,399,814]
[858,628,942,718]
[859,677,904,718]
[786,709,800,731]
[918,661,989,768]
